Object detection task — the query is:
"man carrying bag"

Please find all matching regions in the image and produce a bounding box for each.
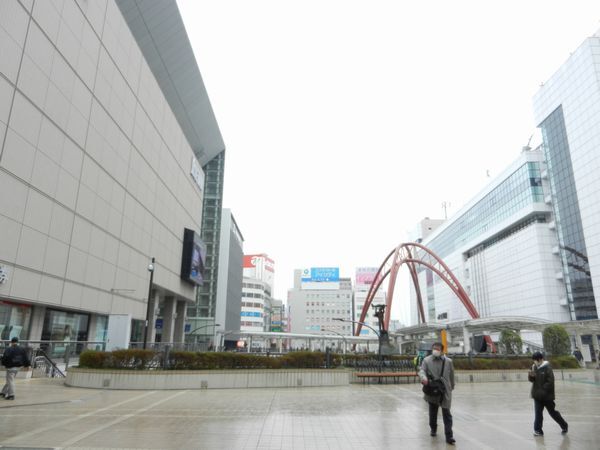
[419,342,456,445]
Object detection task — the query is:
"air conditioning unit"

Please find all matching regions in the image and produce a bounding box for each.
[548,221,556,230]
[541,169,548,180]
[555,272,564,280]
[551,246,559,255]
[545,195,552,204]
[559,297,568,306]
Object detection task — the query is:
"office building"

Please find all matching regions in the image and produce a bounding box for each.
[241,253,275,333]
[409,147,569,325]
[0,0,223,346]
[288,268,352,349]
[533,29,600,321]
[353,267,384,337]
[212,209,243,349]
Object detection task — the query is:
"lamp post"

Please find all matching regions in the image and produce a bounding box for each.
[334,317,382,368]
[322,328,348,354]
[187,323,221,350]
[143,257,155,350]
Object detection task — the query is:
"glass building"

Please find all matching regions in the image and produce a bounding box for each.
[411,148,570,327]
[533,30,600,321]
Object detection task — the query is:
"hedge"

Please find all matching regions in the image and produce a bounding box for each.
[78,350,342,370]
[78,350,582,371]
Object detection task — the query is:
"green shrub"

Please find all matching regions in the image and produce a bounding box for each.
[549,355,580,369]
[79,350,111,369]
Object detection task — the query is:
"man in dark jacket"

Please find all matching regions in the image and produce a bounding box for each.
[419,342,456,445]
[1,337,31,400]
[528,351,568,436]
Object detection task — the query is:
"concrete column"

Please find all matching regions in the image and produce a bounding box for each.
[173,300,187,344]
[28,305,46,341]
[463,327,471,354]
[162,297,177,344]
[248,336,253,352]
[145,290,159,345]
[278,338,283,353]
[592,334,599,358]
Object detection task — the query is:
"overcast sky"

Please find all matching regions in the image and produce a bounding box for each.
[177,0,600,324]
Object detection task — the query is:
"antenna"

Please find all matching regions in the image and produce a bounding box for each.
[522,134,534,152]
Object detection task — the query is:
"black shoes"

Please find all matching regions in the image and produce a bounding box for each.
[0,393,5,398]
[561,425,568,434]
[430,430,437,437]
[4,395,14,400]
[446,437,456,445]
[533,430,544,436]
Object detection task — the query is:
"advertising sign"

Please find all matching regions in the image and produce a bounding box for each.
[300,267,340,290]
[190,156,204,191]
[355,267,378,287]
[181,228,206,285]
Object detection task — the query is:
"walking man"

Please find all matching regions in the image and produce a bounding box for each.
[572,347,584,368]
[1,337,31,400]
[528,351,568,436]
[419,342,456,445]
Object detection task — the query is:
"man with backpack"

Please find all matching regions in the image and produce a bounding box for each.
[1,337,31,400]
[419,342,456,445]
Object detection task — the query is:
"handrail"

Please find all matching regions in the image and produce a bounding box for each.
[32,348,65,378]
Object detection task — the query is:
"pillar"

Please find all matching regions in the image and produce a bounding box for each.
[161,297,177,344]
[592,334,599,359]
[145,290,159,345]
[28,305,46,341]
[174,300,187,344]
[463,327,471,354]
[278,338,283,353]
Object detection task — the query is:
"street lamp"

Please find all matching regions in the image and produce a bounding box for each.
[187,323,221,350]
[143,257,155,350]
[322,328,348,354]
[334,317,382,368]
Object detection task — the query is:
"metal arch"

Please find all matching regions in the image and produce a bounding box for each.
[355,242,480,337]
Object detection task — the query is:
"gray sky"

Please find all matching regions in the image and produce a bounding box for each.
[177,0,600,324]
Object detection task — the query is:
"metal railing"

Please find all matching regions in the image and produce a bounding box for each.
[31,348,65,378]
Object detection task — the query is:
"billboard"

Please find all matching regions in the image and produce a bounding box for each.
[300,267,340,290]
[180,228,206,285]
[355,267,378,287]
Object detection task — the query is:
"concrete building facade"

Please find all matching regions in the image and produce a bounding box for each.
[0,0,222,348]
[288,268,353,350]
[213,208,243,349]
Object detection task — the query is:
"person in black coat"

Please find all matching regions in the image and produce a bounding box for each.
[528,351,568,436]
[1,337,31,400]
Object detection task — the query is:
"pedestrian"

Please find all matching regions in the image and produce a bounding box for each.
[528,351,568,436]
[1,337,31,400]
[572,347,584,368]
[419,342,456,445]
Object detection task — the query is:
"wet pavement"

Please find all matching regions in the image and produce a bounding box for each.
[0,376,598,449]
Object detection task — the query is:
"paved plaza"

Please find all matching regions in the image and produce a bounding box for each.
[0,376,598,449]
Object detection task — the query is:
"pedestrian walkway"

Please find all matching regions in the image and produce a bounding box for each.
[0,377,598,449]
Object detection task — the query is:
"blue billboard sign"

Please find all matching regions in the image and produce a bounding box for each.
[301,267,339,282]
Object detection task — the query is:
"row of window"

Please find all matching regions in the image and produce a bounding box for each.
[241,302,263,308]
[426,162,545,260]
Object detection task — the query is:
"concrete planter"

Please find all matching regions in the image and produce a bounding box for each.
[455,369,595,383]
[66,368,352,390]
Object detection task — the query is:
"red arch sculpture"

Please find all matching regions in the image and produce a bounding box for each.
[355,242,480,337]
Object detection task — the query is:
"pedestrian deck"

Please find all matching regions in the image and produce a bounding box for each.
[0,376,598,449]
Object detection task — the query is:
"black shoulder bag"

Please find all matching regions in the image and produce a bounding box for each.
[422,357,446,397]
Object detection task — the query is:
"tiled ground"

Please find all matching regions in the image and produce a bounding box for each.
[0,376,598,449]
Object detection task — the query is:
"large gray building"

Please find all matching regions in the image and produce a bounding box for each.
[0,0,223,348]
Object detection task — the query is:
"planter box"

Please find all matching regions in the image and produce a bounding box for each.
[66,368,352,390]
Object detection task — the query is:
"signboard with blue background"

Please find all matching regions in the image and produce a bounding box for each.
[301,267,340,282]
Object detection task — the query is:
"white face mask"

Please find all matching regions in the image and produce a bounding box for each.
[432,350,441,357]
[534,360,542,367]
